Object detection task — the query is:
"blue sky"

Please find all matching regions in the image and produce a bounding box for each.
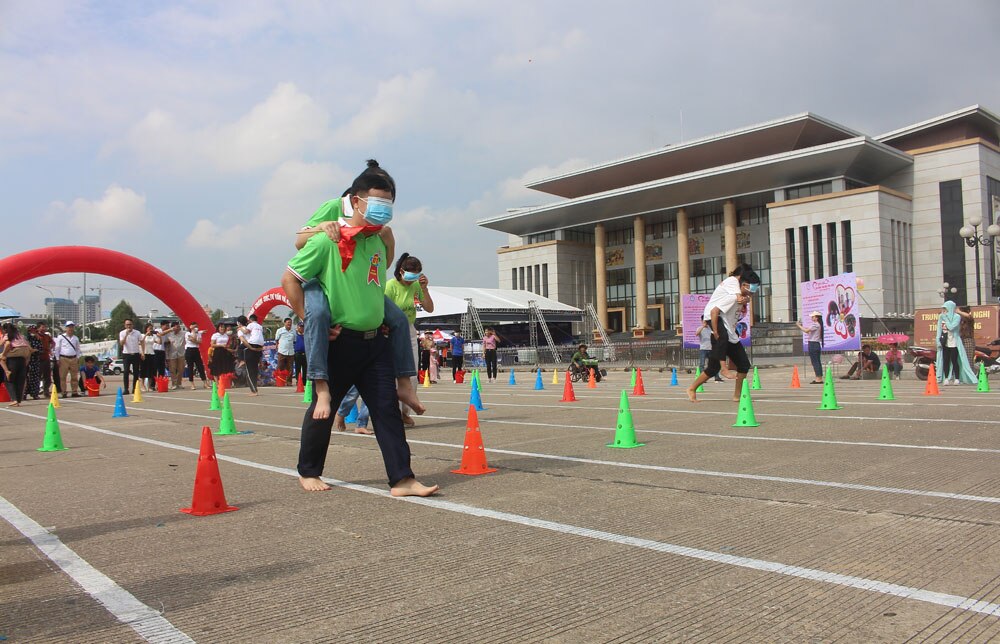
[2,0,999,320]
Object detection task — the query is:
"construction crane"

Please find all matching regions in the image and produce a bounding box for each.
[36,284,81,299]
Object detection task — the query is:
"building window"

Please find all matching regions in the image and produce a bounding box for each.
[519,267,525,290]
[691,213,723,233]
[606,228,634,246]
[988,176,1000,296]
[737,206,768,227]
[841,221,853,273]
[785,181,833,201]
[827,222,838,275]
[940,179,967,304]
[799,226,810,282]
[527,232,555,244]
[812,224,823,279]
[564,229,595,244]
[511,268,517,288]
[786,228,797,319]
[845,178,867,191]
[645,222,668,240]
[664,220,677,238]
[542,264,549,297]
[534,265,541,294]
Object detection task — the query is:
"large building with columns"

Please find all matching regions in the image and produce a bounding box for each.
[479,105,1000,336]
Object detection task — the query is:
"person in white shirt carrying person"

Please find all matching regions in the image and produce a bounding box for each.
[236,314,265,395]
[119,318,143,396]
[162,321,186,390]
[184,321,209,390]
[273,317,297,383]
[687,264,761,403]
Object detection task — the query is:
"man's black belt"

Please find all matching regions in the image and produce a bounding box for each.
[338,327,380,340]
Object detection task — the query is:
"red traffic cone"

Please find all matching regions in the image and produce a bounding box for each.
[632,368,646,396]
[181,426,239,516]
[790,365,801,388]
[560,371,577,402]
[451,406,497,475]
[588,368,597,389]
[925,363,940,396]
[0,385,9,402]
[296,373,305,393]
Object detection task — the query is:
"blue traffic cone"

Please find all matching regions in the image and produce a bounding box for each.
[508,369,516,385]
[534,369,544,390]
[112,387,129,418]
[470,384,486,411]
[344,404,359,424]
[670,368,679,386]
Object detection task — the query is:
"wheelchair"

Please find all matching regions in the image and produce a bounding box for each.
[569,359,606,383]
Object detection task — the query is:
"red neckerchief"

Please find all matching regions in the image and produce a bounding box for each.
[338,225,383,272]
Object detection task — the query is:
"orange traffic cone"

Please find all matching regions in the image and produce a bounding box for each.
[790,366,801,389]
[181,426,239,516]
[451,406,497,475]
[632,368,646,396]
[924,363,940,396]
[296,373,305,393]
[560,372,577,402]
[588,368,597,389]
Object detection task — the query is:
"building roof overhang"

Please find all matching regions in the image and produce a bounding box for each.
[478,137,912,236]
[526,113,863,199]
[876,105,1000,148]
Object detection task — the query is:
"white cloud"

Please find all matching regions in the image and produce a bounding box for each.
[50,184,153,242]
[332,69,438,147]
[125,83,331,173]
[185,160,351,249]
[492,28,586,71]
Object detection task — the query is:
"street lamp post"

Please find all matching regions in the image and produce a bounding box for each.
[958,214,1000,306]
[35,285,55,329]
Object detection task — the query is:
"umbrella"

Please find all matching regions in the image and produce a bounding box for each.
[432,329,453,341]
[877,332,910,344]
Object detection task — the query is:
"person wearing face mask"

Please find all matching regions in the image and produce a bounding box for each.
[687,264,760,403]
[281,161,438,497]
[291,160,424,423]
[384,253,435,425]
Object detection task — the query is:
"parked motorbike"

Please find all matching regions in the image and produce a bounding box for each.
[910,339,1000,381]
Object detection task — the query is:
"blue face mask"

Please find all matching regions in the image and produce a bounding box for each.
[402,271,422,282]
[748,283,759,294]
[360,195,393,226]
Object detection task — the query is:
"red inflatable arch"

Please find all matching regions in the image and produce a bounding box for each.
[0,246,214,365]
[248,287,293,321]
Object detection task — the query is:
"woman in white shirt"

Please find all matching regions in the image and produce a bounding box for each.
[210,322,236,380]
[140,323,158,391]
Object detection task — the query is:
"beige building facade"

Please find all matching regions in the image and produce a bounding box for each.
[480,106,1000,336]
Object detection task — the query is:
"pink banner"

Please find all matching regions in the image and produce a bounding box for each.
[682,293,751,349]
[799,272,862,351]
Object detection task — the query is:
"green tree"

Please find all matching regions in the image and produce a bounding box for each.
[108,300,139,355]
[210,309,227,323]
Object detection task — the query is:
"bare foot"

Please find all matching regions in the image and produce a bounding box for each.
[732,397,741,402]
[390,477,439,497]
[401,414,415,427]
[312,380,331,420]
[686,387,700,403]
[333,413,347,432]
[8,401,20,407]
[248,392,260,397]
[396,377,426,415]
[354,426,374,435]
[299,476,331,491]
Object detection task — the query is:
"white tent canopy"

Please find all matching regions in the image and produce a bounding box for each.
[415,287,581,320]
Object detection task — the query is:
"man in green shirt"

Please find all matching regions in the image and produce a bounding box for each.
[281,162,438,497]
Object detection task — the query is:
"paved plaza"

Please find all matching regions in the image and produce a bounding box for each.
[3,370,1000,642]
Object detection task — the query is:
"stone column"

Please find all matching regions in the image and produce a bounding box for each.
[676,209,690,332]
[633,216,648,334]
[594,223,608,334]
[724,199,738,274]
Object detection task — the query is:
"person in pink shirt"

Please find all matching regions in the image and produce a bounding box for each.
[482,328,500,383]
[884,343,904,380]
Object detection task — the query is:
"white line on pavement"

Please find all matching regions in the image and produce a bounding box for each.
[0,495,194,643]
[3,408,999,619]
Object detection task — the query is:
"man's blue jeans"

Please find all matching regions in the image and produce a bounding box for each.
[303,279,415,381]
[337,385,370,427]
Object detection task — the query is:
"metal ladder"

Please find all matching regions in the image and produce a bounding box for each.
[463,298,485,339]
[529,300,562,363]
[586,303,614,360]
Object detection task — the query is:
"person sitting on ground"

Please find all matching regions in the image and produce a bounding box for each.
[885,343,904,380]
[842,344,881,379]
[77,356,107,393]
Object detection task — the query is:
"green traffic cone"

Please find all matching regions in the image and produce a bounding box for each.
[607,390,644,448]
[209,381,221,410]
[38,403,68,452]
[733,379,760,427]
[878,364,895,400]
[978,362,990,392]
[215,393,239,435]
[630,368,637,389]
[303,379,313,403]
[751,366,762,390]
[818,365,842,410]
[695,367,705,393]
